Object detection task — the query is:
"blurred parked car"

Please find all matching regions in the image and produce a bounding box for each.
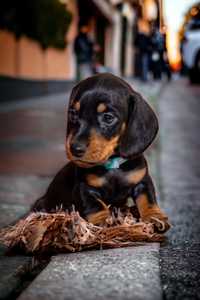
[182,5,200,83]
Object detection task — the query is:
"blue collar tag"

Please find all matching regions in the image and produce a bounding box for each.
[103,157,127,170]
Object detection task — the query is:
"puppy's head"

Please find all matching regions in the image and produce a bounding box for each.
[66,73,158,167]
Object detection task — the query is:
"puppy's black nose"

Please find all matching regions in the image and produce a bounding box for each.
[70,143,86,157]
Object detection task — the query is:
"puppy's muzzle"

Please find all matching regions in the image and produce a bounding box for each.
[70,142,86,158]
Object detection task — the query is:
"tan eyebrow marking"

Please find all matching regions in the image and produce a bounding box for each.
[74,101,80,111]
[126,168,146,184]
[97,103,107,113]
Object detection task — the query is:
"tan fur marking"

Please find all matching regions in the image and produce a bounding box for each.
[86,174,106,187]
[86,199,110,225]
[126,168,146,185]
[79,129,120,163]
[97,103,107,113]
[74,101,80,111]
[136,194,170,232]
[66,126,122,167]
[136,194,167,220]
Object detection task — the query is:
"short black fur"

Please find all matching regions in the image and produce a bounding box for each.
[32,73,169,232]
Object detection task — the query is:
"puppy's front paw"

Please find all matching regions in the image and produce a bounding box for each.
[142,213,171,233]
[86,199,110,225]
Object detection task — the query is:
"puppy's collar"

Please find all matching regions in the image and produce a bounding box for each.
[103,157,127,170]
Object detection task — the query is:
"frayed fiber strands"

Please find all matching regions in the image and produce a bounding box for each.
[0,210,165,254]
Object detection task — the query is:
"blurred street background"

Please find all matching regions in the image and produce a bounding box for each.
[0,0,200,300]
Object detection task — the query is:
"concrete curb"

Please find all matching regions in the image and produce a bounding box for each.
[18,245,162,300]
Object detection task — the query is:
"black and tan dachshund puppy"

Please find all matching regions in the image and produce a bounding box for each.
[32,73,170,232]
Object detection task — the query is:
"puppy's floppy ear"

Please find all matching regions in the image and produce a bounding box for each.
[66,82,81,135]
[119,92,159,157]
[68,82,80,105]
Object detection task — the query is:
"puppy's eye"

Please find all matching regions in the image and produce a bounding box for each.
[69,108,79,124]
[102,113,116,125]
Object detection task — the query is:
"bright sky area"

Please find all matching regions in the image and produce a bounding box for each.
[163,0,199,66]
[164,0,198,31]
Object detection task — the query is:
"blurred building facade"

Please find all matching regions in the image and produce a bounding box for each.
[0,0,78,81]
[0,0,160,83]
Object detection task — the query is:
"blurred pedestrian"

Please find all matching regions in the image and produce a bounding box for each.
[162,31,172,81]
[74,24,94,81]
[150,24,165,80]
[135,20,151,82]
[92,44,112,74]
[162,50,172,81]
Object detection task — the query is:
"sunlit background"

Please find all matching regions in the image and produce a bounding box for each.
[164,0,199,69]
[0,0,200,88]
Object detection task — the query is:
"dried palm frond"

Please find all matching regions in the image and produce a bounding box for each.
[0,208,165,254]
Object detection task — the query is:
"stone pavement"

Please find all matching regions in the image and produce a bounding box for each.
[0,92,69,299]
[18,246,162,300]
[0,79,164,300]
[158,78,200,299]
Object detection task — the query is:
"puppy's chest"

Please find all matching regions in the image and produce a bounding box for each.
[84,165,146,206]
[102,171,132,204]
